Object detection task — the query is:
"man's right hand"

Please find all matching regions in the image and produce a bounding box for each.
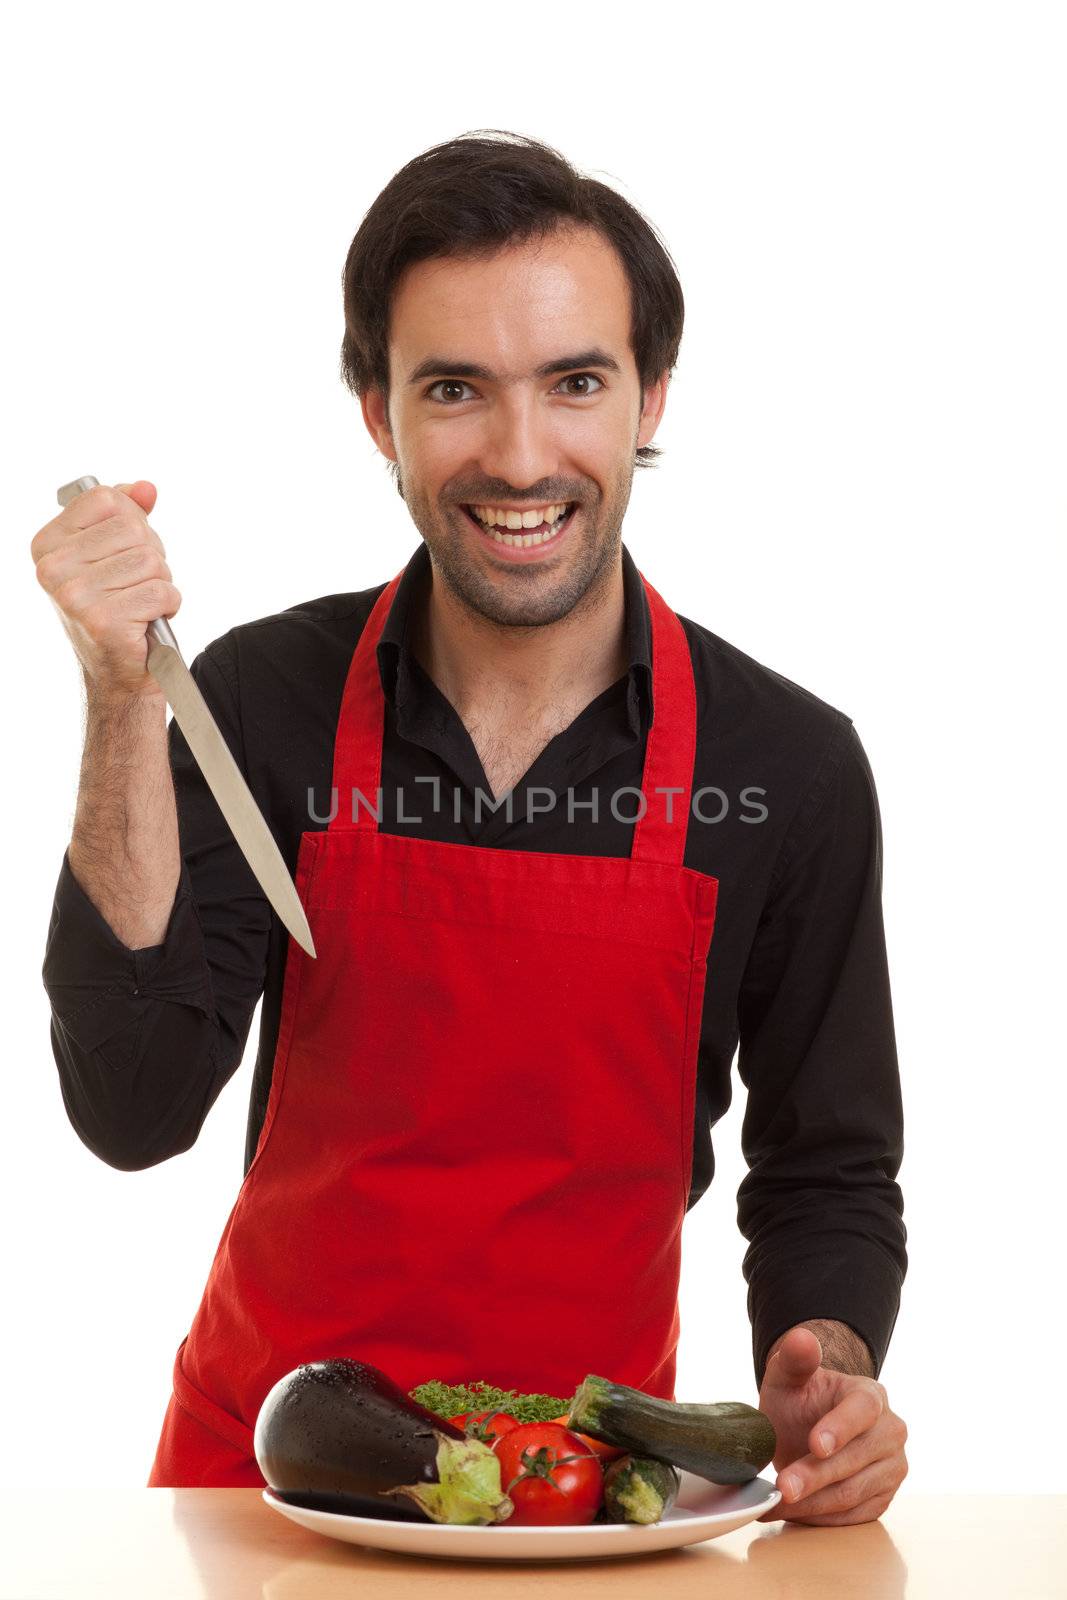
[31,479,181,701]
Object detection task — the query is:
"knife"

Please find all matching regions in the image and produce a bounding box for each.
[56,475,316,959]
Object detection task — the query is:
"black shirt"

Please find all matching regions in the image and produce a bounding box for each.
[41,539,907,1388]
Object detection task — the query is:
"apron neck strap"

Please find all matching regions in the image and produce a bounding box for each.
[634,572,698,867]
[329,559,697,868]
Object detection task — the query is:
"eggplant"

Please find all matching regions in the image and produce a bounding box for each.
[254,1358,514,1525]
[269,1487,435,1523]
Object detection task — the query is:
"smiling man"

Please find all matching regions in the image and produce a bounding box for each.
[366,232,661,803]
[36,130,908,1523]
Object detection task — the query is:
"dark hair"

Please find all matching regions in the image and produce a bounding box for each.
[340,130,684,479]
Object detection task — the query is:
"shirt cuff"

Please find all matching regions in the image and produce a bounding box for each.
[41,847,216,1060]
[747,1229,905,1388]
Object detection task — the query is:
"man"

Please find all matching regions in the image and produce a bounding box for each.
[34,132,908,1524]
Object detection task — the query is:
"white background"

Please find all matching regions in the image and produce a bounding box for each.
[2,1,1063,1493]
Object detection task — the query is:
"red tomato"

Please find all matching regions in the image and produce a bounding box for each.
[492,1422,604,1526]
[449,1409,520,1445]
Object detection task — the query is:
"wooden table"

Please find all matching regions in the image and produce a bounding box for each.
[1,1491,1063,1598]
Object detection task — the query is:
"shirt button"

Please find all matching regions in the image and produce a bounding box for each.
[132,987,139,996]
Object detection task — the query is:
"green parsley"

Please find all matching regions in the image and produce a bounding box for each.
[410,1378,573,1424]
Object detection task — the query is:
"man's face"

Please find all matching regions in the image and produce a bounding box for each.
[361,224,668,629]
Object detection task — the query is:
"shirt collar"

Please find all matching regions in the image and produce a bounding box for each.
[376,539,653,736]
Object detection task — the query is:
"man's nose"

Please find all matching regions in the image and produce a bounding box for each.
[475,389,565,495]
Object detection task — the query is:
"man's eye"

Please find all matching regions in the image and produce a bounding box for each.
[425,373,605,404]
[556,373,604,397]
[426,379,476,403]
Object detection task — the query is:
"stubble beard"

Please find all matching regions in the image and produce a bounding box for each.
[398,471,631,632]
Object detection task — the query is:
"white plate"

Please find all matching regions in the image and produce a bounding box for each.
[262,1472,781,1562]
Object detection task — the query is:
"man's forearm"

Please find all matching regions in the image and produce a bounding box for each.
[67,685,181,950]
[765,1319,876,1383]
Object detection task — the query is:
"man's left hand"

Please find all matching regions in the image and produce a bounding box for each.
[756,1326,908,1526]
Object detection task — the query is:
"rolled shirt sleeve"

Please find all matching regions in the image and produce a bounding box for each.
[41,644,271,1171]
[735,715,907,1386]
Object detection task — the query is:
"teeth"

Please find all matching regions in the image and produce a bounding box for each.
[467,502,574,549]
[470,502,570,530]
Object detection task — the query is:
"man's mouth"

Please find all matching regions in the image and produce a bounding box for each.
[459,502,579,550]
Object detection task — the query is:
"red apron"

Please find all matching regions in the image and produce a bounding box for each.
[148,561,719,1486]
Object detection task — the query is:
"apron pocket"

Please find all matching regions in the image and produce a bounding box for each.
[171,1336,256,1458]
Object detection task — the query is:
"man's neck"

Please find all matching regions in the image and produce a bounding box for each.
[410,555,629,727]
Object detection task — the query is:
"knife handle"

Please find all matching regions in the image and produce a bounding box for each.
[55,474,180,654]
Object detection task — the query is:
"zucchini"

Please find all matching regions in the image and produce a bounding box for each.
[567,1374,776,1485]
[602,1455,680,1524]
[254,1358,514,1524]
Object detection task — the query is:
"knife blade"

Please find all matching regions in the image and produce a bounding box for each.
[56,475,316,959]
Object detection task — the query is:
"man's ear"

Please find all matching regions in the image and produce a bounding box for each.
[637,371,670,450]
[360,387,397,461]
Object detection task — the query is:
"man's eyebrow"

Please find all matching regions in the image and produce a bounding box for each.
[406,347,623,385]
